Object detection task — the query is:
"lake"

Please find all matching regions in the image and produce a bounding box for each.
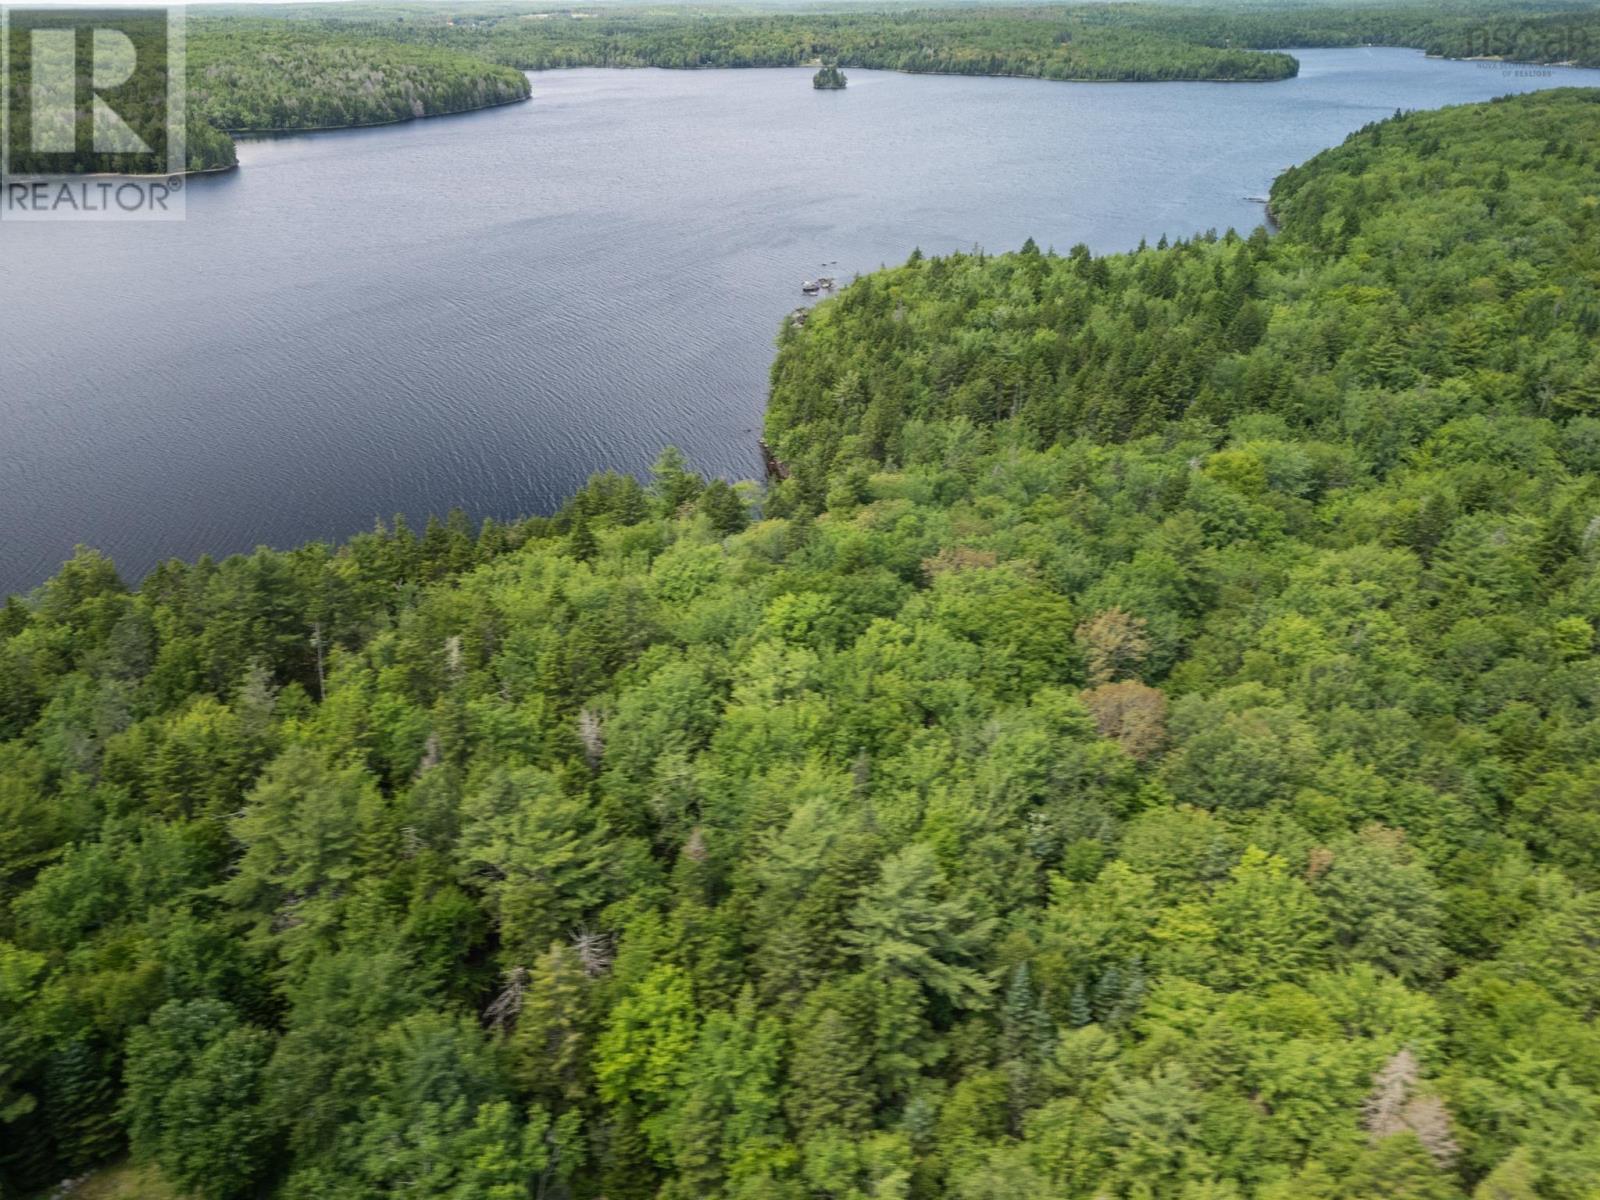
[4,48,1599,596]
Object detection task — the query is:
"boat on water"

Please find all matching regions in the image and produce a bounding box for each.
[801,280,821,295]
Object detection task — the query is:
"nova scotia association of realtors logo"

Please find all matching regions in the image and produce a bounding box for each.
[1,5,185,220]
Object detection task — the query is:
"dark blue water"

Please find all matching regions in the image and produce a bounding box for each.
[4,49,1598,595]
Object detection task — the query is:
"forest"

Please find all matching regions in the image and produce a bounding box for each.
[1,11,234,177]
[185,25,532,134]
[383,6,1299,81]
[4,84,1600,1199]
[1137,3,1600,67]
[2,16,530,174]
[11,1,1600,177]
[303,2,1600,77]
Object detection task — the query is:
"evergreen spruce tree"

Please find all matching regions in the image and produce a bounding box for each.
[1067,985,1094,1029]
[567,513,599,563]
[44,1040,120,1172]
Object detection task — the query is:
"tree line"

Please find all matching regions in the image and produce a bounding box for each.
[324,2,1600,79]
[187,23,532,134]
[379,5,1301,81]
[14,1,1600,178]
[4,86,1600,1199]
[2,16,531,175]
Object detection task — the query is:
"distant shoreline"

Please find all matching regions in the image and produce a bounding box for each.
[0,92,532,182]
[516,44,1598,85]
[20,46,1593,187]
[523,61,1298,85]
[1,160,239,182]
[227,90,532,139]
[836,65,1294,84]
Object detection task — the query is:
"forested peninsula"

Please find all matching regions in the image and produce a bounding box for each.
[8,2,1302,177]
[14,1,1600,176]
[189,27,533,136]
[5,86,1600,1200]
[2,16,532,174]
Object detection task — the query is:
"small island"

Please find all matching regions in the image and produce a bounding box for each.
[813,63,847,89]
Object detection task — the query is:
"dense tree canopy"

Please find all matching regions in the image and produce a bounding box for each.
[4,79,1600,1200]
[2,15,530,174]
[309,1,1600,77]
[187,24,532,133]
[391,5,1298,81]
[13,1,1600,176]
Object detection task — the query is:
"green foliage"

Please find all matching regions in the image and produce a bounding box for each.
[2,13,530,173]
[16,0,1600,179]
[5,85,1600,1200]
[844,844,995,1011]
[385,3,1301,82]
[813,63,848,90]
[122,1000,277,1200]
[187,22,530,134]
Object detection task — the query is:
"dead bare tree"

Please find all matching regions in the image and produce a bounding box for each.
[1364,1048,1418,1140]
[1402,1094,1460,1168]
[484,965,529,1033]
[684,826,708,862]
[416,730,442,776]
[577,707,605,769]
[570,927,613,978]
[310,622,326,702]
[1364,1048,1460,1167]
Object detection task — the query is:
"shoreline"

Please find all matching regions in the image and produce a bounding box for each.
[521,61,1298,85]
[24,44,1585,188]
[2,59,1590,598]
[0,92,531,183]
[521,43,1597,85]
[1,160,240,182]
[822,44,1595,85]
[835,64,1296,85]
[226,90,532,139]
